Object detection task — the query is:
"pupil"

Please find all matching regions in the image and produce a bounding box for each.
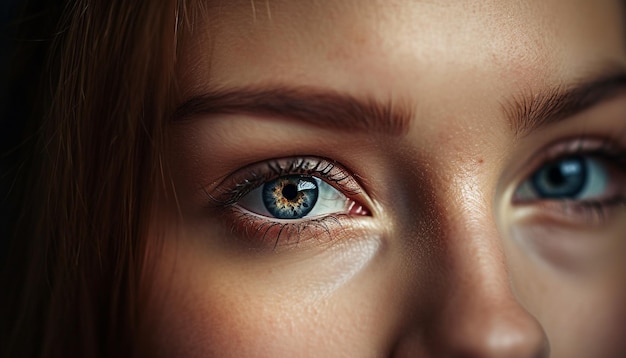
[282,183,298,201]
[547,165,566,186]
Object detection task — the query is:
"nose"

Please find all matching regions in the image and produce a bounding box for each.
[428,284,549,358]
[392,212,549,358]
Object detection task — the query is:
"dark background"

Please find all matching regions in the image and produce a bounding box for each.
[0,0,58,267]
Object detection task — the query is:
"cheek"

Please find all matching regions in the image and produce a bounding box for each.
[506,223,626,358]
[143,228,387,358]
[538,285,626,358]
[146,248,304,358]
[152,281,311,358]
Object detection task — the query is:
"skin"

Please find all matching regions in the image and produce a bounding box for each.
[147,0,626,357]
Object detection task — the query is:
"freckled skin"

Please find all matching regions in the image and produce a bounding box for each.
[149,0,626,357]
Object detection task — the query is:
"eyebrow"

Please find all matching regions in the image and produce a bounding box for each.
[172,71,626,138]
[172,86,413,136]
[504,70,626,138]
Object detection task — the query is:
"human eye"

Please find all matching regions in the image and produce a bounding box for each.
[512,138,626,224]
[206,157,372,249]
[236,175,366,219]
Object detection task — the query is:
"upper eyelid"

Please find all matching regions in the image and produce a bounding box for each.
[204,156,365,207]
[512,136,624,183]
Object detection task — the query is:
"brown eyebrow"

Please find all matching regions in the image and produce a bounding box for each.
[172,86,412,136]
[173,71,626,138]
[504,70,626,138]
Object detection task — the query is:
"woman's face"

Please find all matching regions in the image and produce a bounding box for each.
[149,0,626,356]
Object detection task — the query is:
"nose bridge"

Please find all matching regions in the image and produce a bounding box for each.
[425,186,549,357]
[443,201,509,299]
[391,171,549,357]
[435,165,509,294]
[439,157,516,290]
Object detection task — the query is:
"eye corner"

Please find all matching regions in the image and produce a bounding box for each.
[346,199,372,217]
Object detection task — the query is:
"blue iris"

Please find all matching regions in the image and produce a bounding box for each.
[262,175,319,219]
[531,156,587,199]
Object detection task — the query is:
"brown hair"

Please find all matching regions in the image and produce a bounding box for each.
[1,1,195,356]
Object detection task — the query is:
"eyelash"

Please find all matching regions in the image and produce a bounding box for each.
[514,137,626,224]
[206,157,370,249]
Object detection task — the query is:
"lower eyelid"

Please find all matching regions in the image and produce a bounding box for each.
[512,199,626,228]
[225,207,367,250]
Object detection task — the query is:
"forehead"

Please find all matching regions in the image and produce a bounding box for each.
[176,1,626,167]
[179,0,625,94]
